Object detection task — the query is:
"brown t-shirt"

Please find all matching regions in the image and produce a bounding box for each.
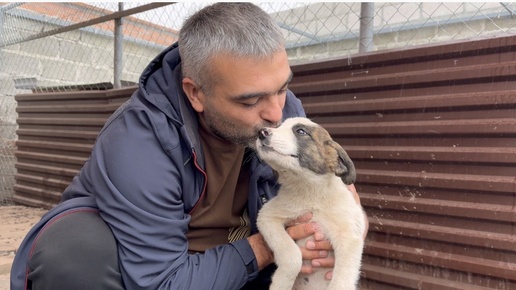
[186,121,251,253]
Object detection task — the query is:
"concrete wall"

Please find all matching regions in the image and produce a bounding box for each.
[274,2,516,64]
[0,17,168,91]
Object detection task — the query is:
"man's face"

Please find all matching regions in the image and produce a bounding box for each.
[187,50,293,148]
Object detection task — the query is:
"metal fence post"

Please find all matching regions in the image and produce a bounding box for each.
[359,2,374,53]
[114,2,123,89]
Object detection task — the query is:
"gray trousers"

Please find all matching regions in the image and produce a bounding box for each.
[27,210,125,290]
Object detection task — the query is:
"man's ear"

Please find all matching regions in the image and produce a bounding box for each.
[182,77,205,113]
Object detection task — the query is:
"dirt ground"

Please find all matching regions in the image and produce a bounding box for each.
[0,205,47,290]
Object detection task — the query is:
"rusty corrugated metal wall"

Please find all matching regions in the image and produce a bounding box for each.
[13,86,136,208]
[289,35,516,289]
[14,35,516,288]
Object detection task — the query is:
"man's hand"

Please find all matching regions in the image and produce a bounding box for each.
[285,213,334,279]
[347,184,369,239]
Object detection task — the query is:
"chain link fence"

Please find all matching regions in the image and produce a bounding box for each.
[1,2,516,205]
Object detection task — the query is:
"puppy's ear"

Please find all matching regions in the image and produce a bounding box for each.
[324,140,356,185]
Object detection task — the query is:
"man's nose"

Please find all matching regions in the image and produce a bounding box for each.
[260,96,283,124]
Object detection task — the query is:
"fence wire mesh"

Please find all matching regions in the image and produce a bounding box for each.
[1,2,516,205]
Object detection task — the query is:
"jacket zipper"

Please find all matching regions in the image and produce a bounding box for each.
[188,149,207,215]
[260,194,268,205]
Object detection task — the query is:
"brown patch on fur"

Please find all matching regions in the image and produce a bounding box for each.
[313,127,356,184]
[301,125,333,174]
[324,140,342,174]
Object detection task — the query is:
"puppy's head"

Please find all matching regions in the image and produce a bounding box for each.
[255,117,356,184]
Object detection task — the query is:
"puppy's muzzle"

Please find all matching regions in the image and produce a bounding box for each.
[258,128,272,146]
[258,128,271,140]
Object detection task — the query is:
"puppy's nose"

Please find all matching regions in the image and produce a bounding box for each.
[259,129,271,140]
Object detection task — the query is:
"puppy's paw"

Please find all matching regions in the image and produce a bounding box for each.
[270,250,302,290]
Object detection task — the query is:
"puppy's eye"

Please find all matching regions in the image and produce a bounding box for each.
[296,128,307,135]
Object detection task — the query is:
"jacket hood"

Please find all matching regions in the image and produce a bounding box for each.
[138,42,202,157]
[139,42,181,121]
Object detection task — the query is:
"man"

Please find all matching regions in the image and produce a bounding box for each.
[11,3,366,289]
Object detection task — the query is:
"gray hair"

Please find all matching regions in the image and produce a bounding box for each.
[178,3,285,94]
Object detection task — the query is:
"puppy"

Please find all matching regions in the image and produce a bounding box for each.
[255,117,366,290]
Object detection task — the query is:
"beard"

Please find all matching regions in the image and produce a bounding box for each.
[202,107,279,148]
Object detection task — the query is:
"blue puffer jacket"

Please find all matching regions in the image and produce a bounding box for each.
[11,42,305,290]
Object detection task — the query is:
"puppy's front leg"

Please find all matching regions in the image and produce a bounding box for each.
[326,232,364,290]
[258,212,302,290]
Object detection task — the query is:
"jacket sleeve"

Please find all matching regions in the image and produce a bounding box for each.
[78,106,258,290]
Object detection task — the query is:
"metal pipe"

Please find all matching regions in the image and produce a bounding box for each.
[0,9,4,76]
[0,2,25,47]
[359,2,374,53]
[277,22,323,44]
[114,2,123,89]
[0,2,24,12]
[500,2,516,17]
[0,9,4,47]
[1,2,171,48]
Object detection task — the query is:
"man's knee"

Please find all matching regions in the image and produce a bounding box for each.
[27,210,124,290]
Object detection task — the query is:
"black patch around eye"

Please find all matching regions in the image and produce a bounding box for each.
[292,124,313,138]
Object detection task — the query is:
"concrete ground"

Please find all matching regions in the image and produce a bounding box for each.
[0,205,47,290]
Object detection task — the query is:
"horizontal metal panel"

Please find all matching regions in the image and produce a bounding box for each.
[302,91,516,114]
[357,169,515,193]
[15,151,87,166]
[15,162,79,178]
[290,62,516,95]
[365,241,516,280]
[15,173,73,189]
[361,264,498,290]
[290,34,516,75]
[367,219,516,251]
[17,128,100,140]
[12,185,62,208]
[16,103,122,113]
[13,86,137,208]
[17,117,108,126]
[16,140,93,153]
[15,90,108,101]
[361,193,515,223]
[346,146,516,164]
[289,35,516,288]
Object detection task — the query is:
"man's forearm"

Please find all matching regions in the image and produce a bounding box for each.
[247,233,274,270]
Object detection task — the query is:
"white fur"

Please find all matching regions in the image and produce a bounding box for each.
[256,117,366,290]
